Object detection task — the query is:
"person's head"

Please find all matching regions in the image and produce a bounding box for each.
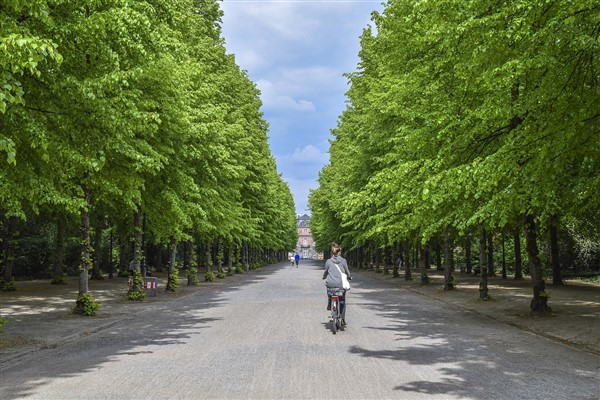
[331,243,342,256]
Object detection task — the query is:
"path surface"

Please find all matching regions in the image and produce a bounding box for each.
[1,261,599,399]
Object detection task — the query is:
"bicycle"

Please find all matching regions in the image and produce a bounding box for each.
[328,288,344,334]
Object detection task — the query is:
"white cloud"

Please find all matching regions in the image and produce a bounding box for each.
[221,1,324,42]
[220,0,384,214]
[256,79,316,111]
[292,144,326,163]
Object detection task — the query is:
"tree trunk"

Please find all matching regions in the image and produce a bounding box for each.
[140,213,147,277]
[133,208,142,273]
[125,207,144,298]
[513,228,523,280]
[245,242,249,272]
[501,232,507,279]
[487,233,496,276]
[2,216,18,283]
[436,242,443,271]
[187,240,197,286]
[549,216,563,285]
[479,229,489,300]
[75,188,92,313]
[465,235,472,274]
[166,237,178,292]
[91,222,102,280]
[403,241,412,281]
[444,227,454,291]
[524,214,552,316]
[117,221,129,277]
[53,214,66,282]
[393,242,400,278]
[227,245,233,273]
[419,243,429,285]
[108,229,114,279]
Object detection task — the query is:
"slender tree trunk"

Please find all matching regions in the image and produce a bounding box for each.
[166,237,177,292]
[487,233,496,276]
[187,240,197,286]
[227,245,233,273]
[75,188,92,313]
[420,243,429,285]
[117,220,129,277]
[91,222,102,280]
[53,214,66,283]
[205,241,212,273]
[108,229,114,279]
[403,241,412,281]
[126,207,143,297]
[444,228,454,290]
[549,216,563,285]
[393,242,400,278]
[2,216,18,283]
[465,235,472,274]
[514,228,523,280]
[132,209,142,273]
[141,213,147,277]
[501,232,507,279]
[436,242,443,271]
[479,229,489,300]
[524,214,552,315]
[245,242,249,272]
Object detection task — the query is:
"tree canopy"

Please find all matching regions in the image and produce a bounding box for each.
[1,0,298,306]
[309,0,599,311]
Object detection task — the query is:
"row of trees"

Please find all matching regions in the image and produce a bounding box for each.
[309,0,599,315]
[1,1,298,313]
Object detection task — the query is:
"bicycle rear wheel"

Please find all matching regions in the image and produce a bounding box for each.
[331,296,338,334]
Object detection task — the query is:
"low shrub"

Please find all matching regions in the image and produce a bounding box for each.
[205,271,215,282]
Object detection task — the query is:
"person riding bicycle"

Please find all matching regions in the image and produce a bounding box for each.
[322,243,351,325]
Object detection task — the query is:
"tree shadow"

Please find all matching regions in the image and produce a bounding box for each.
[347,273,600,399]
[0,263,285,399]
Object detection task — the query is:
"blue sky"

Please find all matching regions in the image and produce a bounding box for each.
[219,0,384,215]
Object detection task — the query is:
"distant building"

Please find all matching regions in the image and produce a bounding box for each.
[294,214,323,260]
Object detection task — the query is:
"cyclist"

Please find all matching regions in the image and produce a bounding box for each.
[322,243,351,325]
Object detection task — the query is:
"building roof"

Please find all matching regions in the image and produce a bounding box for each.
[297,214,311,228]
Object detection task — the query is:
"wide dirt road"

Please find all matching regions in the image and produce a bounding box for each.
[1,261,598,399]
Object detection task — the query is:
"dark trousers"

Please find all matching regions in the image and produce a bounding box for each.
[327,289,347,320]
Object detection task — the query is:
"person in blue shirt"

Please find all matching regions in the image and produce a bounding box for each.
[294,253,300,268]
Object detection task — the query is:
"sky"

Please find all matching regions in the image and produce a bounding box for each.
[219,0,384,216]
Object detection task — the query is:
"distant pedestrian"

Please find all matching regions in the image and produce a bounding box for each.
[294,253,300,268]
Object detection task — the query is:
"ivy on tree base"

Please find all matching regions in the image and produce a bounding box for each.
[73,293,99,316]
[127,270,145,301]
[165,269,179,292]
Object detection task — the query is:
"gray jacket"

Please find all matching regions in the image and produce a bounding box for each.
[323,255,351,288]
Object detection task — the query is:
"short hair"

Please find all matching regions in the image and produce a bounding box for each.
[331,242,341,256]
